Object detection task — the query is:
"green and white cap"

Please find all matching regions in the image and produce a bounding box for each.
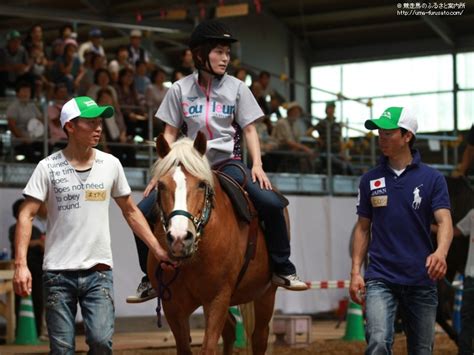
[365,106,418,135]
[60,96,114,128]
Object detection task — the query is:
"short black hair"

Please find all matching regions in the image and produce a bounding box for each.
[15,80,31,93]
[400,127,416,148]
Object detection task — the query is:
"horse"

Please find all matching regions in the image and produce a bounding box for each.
[147,132,278,355]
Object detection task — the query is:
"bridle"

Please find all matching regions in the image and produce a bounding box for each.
[157,181,214,252]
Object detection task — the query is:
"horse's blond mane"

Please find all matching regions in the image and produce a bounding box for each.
[153,138,214,188]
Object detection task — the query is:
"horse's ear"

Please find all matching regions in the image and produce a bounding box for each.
[156,134,171,158]
[193,131,207,156]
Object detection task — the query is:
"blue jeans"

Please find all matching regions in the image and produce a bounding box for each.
[218,160,295,274]
[43,270,115,354]
[365,279,437,355]
[459,276,474,355]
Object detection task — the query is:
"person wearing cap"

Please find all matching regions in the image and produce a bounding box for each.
[126,19,307,303]
[13,96,173,353]
[78,28,105,63]
[0,30,30,96]
[128,29,150,68]
[349,107,453,354]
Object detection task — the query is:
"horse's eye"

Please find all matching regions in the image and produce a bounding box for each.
[198,181,207,190]
[157,182,166,191]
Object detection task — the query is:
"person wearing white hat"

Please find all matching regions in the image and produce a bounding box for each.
[13,96,174,353]
[128,29,149,68]
[350,106,453,354]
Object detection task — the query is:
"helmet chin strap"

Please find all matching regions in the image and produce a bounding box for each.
[197,57,224,80]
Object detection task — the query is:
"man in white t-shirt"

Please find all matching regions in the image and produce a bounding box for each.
[13,96,173,354]
[455,208,474,355]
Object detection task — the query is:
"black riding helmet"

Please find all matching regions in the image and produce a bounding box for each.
[189,20,238,76]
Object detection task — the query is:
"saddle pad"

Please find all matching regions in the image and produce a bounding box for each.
[217,173,253,223]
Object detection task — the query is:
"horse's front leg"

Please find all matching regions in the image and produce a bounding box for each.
[201,291,233,355]
[163,301,193,355]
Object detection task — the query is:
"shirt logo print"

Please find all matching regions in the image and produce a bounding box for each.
[412,184,423,209]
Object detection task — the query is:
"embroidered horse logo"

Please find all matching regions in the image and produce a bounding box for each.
[412,184,423,209]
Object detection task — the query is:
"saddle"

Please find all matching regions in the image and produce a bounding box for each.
[214,168,290,289]
[215,170,289,224]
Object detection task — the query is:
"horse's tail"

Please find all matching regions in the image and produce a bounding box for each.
[240,302,255,351]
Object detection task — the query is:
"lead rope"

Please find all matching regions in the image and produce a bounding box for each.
[155,265,180,328]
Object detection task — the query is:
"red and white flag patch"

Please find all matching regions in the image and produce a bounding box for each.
[370,177,386,190]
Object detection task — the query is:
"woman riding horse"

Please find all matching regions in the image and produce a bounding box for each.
[148,133,283,354]
[128,19,307,303]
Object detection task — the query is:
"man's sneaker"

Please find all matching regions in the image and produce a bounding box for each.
[272,273,309,291]
[126,280,157,303]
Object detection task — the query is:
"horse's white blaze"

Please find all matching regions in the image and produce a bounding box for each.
[169,166,189,239]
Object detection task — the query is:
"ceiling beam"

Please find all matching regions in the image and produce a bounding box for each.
[283,5,395,27]
[310,35,474,65]
[0,4,192,34]
[420,15,455,47]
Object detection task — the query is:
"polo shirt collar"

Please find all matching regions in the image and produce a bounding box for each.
[379,149,421,170]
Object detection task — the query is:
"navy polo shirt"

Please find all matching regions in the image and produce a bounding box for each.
[357,150,450,286]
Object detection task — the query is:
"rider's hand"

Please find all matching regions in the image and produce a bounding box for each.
[251,164,272,190]
[144,176,158,197]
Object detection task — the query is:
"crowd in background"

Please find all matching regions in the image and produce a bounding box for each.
[0,24,357,172]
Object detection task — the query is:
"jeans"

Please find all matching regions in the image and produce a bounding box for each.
[459,276,474,355]
[218,160,295,274]
[43,270,114,355]
[365,279,437,355]
[134,190,157,277]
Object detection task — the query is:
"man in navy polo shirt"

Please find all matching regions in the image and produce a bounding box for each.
[349,107,453,354]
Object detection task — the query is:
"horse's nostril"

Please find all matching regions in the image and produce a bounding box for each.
[185,231,194,241]
[166,232,173,244]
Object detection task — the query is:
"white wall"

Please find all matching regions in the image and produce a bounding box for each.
[0,188,357,316]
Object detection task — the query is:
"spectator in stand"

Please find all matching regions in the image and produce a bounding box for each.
[128,30,150,69]
[48,39,64,65]
[134,60,151,100]
[96,88,135,166]
[24,24,44,53]
[58,24,74,43]
[258,70,272,98]
[47,83,69,150]
[51,39,84,95]
[7,81,43,162]
[145,67,168,111]
[114,67,146,139]
[27,44,50,101]
[171,69,185,83]
[78,52,106,96]
[108,45,131,83]
[234,67,248,83]
[0,30,30,97]
[315,101,353,175]
[272,102,314,155]
[452,124,474,177]
[78,28,105,63]
[145,67,168,136]
[174,48,194,76]
[269,92,285,121]
[87,68,118,102]
[250,81,269,115]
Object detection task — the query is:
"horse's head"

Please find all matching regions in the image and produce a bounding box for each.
[154,132,214,259]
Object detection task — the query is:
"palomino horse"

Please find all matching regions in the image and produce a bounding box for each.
[147,132,278,355]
